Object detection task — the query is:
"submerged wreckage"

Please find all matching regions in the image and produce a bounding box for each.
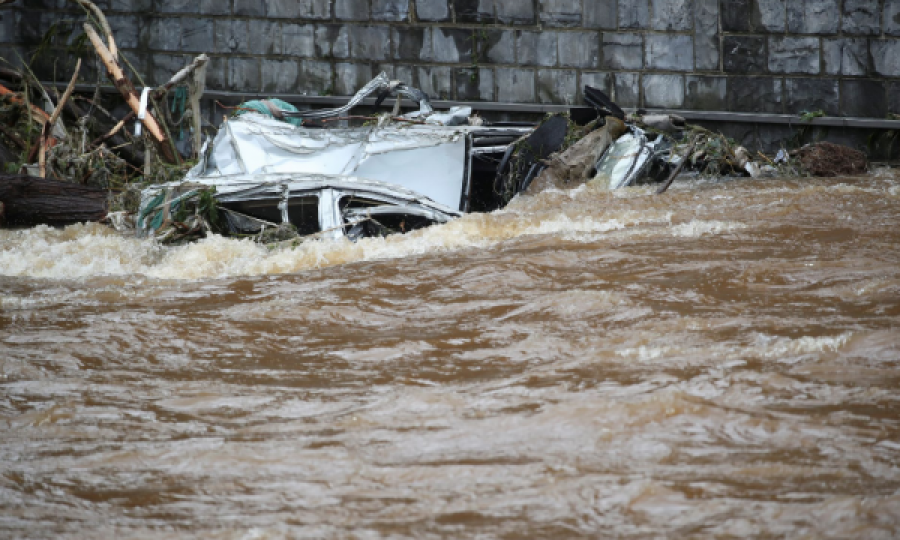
[139,73,538,242]
[1,0,874,236]
[134,73,793,244]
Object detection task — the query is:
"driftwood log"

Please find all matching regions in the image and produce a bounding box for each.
[0,174,107,226]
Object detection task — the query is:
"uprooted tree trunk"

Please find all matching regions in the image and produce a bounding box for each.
[0,174,107,226]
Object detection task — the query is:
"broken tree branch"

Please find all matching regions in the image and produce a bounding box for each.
[189,57,207,157]
[47,59,80,129]
[90,110,134,147]
[84,22,176,163]
[0,83,52,127]
[71,0,117,60]
[151,54,208,100]
[73,95,119,124]
[67,97,143,165]
[144,53,210,159]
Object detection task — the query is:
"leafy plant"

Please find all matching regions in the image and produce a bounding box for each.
[789,110,829,149]
[196,187,220,229]
[800,109,825,122]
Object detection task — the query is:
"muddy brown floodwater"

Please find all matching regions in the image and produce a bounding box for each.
[1,172,900,538]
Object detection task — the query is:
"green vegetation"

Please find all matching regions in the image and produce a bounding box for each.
[799,109,826,122]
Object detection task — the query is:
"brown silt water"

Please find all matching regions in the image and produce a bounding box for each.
[2,172,900,538]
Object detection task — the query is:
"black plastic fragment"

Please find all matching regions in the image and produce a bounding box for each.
[584,86,625,120]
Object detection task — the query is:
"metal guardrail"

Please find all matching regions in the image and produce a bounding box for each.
[50,82,900,131]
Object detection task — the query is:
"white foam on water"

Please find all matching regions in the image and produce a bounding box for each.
[616,345,674,362]
[669,220,748,238]
[0,295,53,310]
[0,223,161,279]
[498,289,633,322]
[755,332,854,363]
[0,189,680,281]
[8,172,878,282]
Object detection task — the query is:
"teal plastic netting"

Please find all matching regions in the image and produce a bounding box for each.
[234,99,304,127]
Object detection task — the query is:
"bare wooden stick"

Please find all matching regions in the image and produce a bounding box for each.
[39,59,81,178]
[38,144,47,179]
[38,139,48,179]
[84,22,176,163]
[757,150,775,165]
[48,59,80,129]
[90,110,134,147]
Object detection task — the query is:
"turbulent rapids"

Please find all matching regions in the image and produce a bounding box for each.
[2,172,900,537]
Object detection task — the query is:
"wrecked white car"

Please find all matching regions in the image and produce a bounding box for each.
[137,73,534,242]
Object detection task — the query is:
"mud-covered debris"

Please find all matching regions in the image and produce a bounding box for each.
[796,142,868,177]
[137,186,222,244]
[257,223,300,243]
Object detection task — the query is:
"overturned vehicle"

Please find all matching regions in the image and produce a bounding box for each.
[137,74,709,244]
[138,73,540,243]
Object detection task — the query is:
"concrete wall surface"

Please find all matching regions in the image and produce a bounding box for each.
[1,0,899,119]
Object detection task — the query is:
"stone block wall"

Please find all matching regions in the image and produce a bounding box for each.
[2,0,900,118]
